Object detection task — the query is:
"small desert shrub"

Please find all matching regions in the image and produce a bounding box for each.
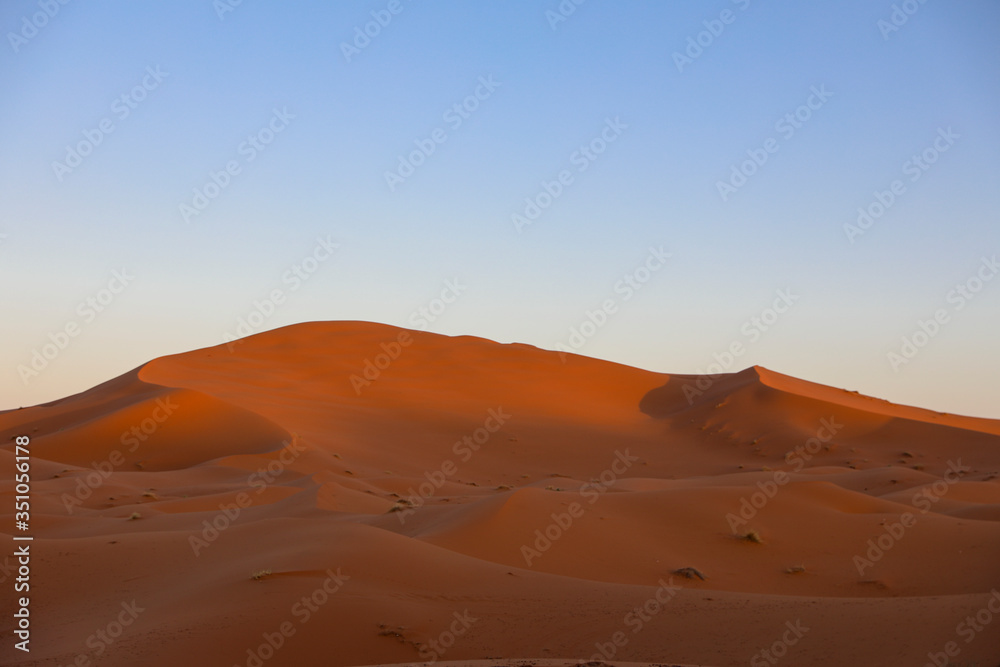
[128,512,142,521]
[742,529,763,544]
[387,499,414,513]
[672,567,707,581]
[250,569,272,581]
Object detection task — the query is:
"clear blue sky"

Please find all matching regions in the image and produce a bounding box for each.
[2,1,998,418]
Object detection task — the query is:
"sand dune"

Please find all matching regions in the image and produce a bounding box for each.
[2,321,999,666]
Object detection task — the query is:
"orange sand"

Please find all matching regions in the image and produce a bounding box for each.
[1,321,998,666]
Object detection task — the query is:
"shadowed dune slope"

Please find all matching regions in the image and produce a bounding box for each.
[1,321,998,667]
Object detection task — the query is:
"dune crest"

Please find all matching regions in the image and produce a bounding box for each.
[2,321,999,666]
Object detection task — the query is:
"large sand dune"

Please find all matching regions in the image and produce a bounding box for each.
[2,321,998,666]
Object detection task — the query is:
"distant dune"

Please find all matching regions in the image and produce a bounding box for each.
[2,321,999,666]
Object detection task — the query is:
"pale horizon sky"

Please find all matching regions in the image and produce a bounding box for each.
[2,1,998,419]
